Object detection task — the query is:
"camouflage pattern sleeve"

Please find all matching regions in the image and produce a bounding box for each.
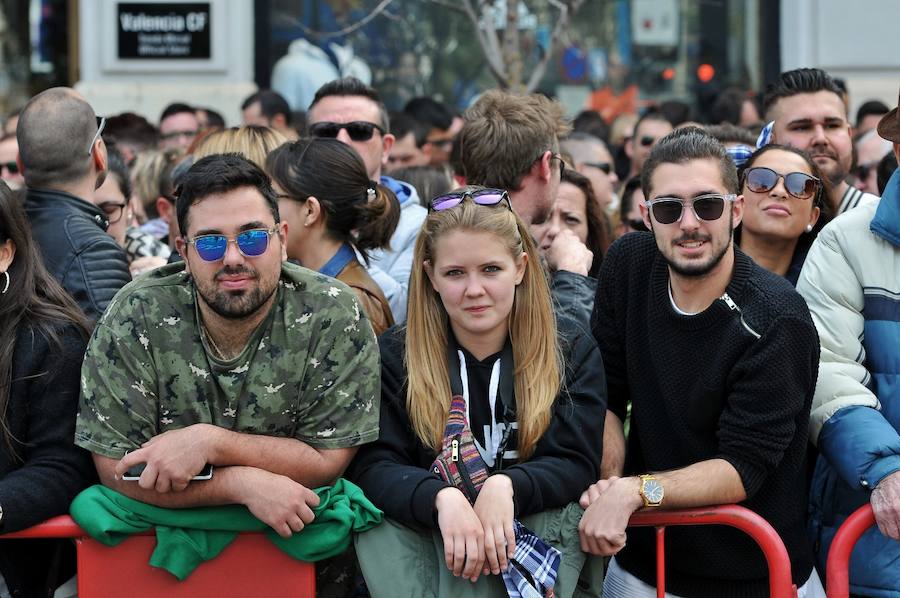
[294,283,380,449]
[75,294,160,458]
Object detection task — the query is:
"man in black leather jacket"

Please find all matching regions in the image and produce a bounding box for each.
[18,88,131,323]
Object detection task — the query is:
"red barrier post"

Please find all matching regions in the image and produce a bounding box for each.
[629,505,798,598]
[825,504,875,598]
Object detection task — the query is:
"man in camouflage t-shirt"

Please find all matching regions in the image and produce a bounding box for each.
[76,154,379,538]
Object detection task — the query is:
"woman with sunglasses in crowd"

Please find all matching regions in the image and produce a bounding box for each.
[349,188,607,597]
[266,138,399,336]
[0,183,96,596]
[533,169,610,279]
[736,145,833,285]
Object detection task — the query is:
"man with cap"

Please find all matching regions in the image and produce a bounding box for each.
[798,90,900,596]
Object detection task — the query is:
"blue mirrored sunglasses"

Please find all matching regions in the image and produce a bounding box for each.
[429,188,511,212]
[187,228,276,262]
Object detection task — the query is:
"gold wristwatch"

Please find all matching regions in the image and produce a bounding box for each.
[639,474,664,507]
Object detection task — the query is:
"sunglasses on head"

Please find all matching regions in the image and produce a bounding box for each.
[744,167,819,200]
[429,188,511,212]
[186,228,277,262]
[644,194,736,225]
[309,121,385,142]
[1,161,17,174]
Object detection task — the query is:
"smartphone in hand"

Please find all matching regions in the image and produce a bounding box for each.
[121,458,214,481]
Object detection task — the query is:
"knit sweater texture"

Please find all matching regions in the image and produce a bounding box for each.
[592,232,818,598]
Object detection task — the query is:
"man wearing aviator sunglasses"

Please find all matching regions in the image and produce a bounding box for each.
[580,127,824,597]
[308,77,427,325]
[77,153,381,546]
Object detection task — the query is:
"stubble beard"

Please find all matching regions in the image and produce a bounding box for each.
[656,212,734,278]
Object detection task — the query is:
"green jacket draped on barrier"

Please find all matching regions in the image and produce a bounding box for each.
[69,478,382,580]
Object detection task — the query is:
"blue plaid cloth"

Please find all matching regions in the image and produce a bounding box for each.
[756,120,775,148]
[726,145,754,168]
[501,520,561,598]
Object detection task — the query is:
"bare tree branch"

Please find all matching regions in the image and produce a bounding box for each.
[425,0,467,15]
[456,0,508,86]
[293,0,396,40]
[478,0,507,83]
[525,0,585,92]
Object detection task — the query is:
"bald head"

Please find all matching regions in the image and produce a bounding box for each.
[17,87,100,188]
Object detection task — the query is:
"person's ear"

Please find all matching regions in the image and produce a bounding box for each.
[515,252,528,285]
[156,197,173,224]
[175,237,190,273]
[732,194,744,228]
[0,239,16,273]
[807,205,821,231]
[277,221,289,261]
[304,196,322,227]
[640,201,653,231]
[534,150,553,183]
[381,133,396,167]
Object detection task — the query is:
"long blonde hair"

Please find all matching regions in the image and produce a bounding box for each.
[406,196,562,460]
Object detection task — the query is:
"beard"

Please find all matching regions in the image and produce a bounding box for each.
[194,265,277,319]
[655,212,734,278]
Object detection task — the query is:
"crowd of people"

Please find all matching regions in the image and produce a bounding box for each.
[0,65,896,598]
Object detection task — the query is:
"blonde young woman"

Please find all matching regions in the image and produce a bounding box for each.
[349,189,607,597]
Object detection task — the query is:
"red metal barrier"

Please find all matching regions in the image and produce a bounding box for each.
[1,515,316,597]
[628,505,798,598]
[825,504,876,598]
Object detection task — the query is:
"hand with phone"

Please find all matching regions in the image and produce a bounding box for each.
[115,424,223,492]
[122,461,213,482]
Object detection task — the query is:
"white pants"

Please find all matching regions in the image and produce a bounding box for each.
[604,556,826,598]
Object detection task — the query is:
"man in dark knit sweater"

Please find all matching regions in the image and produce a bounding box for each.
[579,127,823,597]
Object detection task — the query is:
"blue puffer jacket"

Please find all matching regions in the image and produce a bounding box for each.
[797,172,900,597]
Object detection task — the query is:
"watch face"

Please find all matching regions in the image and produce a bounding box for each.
[643,480,664,504]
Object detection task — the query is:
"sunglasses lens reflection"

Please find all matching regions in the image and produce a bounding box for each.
[785,173,817,199]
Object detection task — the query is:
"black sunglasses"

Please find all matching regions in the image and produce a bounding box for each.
[853,161,880,182]
[583,161,612,175]
[309,121,385,142]
[429,188,511,212]
[639,135,656,147]
[744,167,819,200]
[1,161,17,174]
[644,194,736,225]
[624,218,648,232]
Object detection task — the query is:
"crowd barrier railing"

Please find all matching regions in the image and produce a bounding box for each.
[825,504,876,598]
[0,515,316,597]
[628,505,798,598]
